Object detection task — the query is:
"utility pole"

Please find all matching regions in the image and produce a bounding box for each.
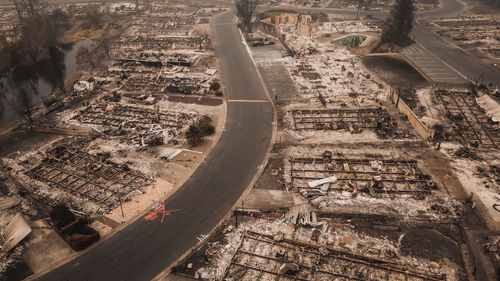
[235,200,244,227]
[119,194,124,222]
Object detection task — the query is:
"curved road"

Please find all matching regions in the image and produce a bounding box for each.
[36,9,273,281]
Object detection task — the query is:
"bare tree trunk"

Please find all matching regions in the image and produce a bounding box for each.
[12,0,24,23]
[14,82,34,124]
[27,0,35,15]
[235,0,260,36]
[48,45,65,93]
[103,40,111,59]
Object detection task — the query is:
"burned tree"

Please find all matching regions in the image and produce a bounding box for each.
[6,8,67,71]
[14,83,35,123]
[102,38,111,59]
[235,0,260,35]
[381,0,415,46]
[12,0,25,23]
[186,116,215,147]
[76,46,90,66]
[24,0,44,16]
[10,0,45,22]
[51,8,70,29]
[354,0,373,20]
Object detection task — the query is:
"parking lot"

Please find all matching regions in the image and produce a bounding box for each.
[401,43,467,84]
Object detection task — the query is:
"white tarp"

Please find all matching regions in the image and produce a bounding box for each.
[307,176,337,188]
[157,147,183,160]
[205,69,217,76]
[476,94,500,122]
[2,213,32,252]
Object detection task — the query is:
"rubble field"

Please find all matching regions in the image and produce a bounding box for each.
[175,216,462,281]
[288,107,400,138]
[171,9,499,281]
[0,0,226,277]
[260,0,438,12]
[433,90,500,148]
[20,137,152,213]
[272,18,418,145]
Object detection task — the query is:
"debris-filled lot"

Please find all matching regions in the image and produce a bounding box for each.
[278,143,463,221]
[434,90,500,148]
[176,216,463,281]
[69,98,198,146]
[22,137,152,212]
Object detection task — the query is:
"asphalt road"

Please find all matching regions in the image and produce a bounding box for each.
[35,9,273,281]
[418,0,466,17]
[400,43,467,84]
[413,0,500,88]
[412,24,500,87]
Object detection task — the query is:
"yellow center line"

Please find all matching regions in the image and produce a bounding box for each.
[227,99,270,103]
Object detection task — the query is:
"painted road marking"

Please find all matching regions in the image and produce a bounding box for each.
[227,99,269,103]
[196,234,208,242]
[144,201,180,223]
[401,43,466,84]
